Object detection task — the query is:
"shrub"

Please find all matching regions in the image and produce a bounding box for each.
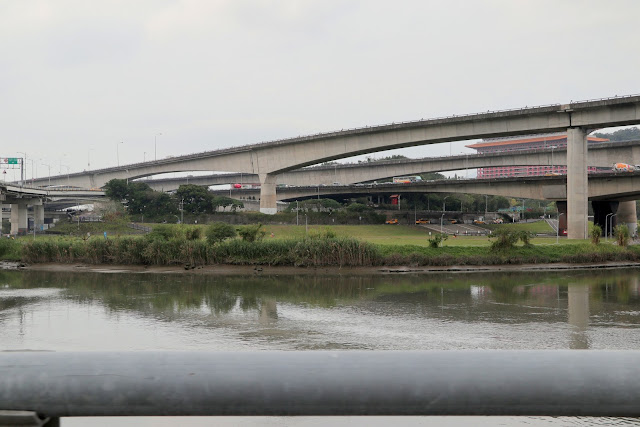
[307,227,337,240]
[184,226,202,241]
[237,224,266,242]
[0,238,20,260]
[615,224,630,247]
[147,224,175,241]
[590,224,602,245]
[489,229,533,252]
[205,222,237,244]
[428,233,449,248]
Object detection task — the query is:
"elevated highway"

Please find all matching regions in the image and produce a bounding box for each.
[22,95,640,237]
[215,172,640,236]
[140,140,640,191]
[212,172,640,203]
[1,184,104,235]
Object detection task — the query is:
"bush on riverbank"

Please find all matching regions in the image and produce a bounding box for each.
[0,238,21,261]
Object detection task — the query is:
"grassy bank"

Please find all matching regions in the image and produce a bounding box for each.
[18,236,379,267]
[9,232,640,268]
[4,221,637,268]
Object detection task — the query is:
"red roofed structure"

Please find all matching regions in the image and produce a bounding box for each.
[466,133,609,179]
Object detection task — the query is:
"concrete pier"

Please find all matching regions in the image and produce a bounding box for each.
[566,128,588,239]
[259,173,278,214]
[10,203,27,235]
[33,205,45,232]
[617,200,637,237]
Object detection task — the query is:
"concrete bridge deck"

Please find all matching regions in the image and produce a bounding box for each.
[139,139,640,191]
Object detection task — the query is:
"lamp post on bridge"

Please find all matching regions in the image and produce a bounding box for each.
[17,151,26,184]
[41,163,51,187]
[88,148,94,170]
[117,141,123,166]
[61,165,70,186]
[155,133,162,161]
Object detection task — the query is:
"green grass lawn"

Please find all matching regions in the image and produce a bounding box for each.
[263,223,591,247]
[28,220,593,249]
[483,220,555,234]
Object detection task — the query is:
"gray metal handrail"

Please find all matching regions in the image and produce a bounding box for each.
[1,350,640,420]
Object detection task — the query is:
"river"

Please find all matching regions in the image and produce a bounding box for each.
[1,268,639,426]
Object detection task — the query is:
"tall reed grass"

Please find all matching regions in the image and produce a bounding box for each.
[15,235,640,268]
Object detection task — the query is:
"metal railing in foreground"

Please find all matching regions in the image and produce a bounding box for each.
[1,350,639,425]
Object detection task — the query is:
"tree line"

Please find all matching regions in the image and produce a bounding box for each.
[103,179,243,222]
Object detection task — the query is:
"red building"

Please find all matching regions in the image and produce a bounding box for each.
[466,133,609,179]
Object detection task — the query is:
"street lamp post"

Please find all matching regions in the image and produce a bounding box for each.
[605,213,614,241]
[609,214,617,241]
[17,151,26,184]
[117,141,123,166]
[556,212,565,244]
[440,213,445,234]
[443,196,450,213]
[155,133,162,161]
[41,163,51,187]
[29,159,35,184]
[61,165,70,186]
[88,148,94,170]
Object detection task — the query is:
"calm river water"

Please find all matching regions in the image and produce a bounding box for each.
[1,268,640,426]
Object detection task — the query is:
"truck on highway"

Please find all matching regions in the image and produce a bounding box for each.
[392,176,423,184]
[612,163,638,172]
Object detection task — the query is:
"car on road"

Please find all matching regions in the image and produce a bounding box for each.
[385,218,399,225]
[415,218,429,224]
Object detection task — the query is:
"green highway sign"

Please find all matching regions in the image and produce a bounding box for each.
[7,158,18,164]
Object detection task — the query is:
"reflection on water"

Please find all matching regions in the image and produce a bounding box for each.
[1,269,640,426]
[1,269,639,351]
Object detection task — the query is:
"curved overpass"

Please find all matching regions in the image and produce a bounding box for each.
[141,140,640,191]
[212,172,640,202]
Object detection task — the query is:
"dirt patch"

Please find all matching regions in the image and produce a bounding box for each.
[14,261,640,276]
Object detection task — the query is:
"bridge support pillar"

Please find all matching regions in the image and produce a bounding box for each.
[617,200,637,237]
[567,127,588,239]
[259,173,278,215]
[34,204,45,232]
[10,203,28,235]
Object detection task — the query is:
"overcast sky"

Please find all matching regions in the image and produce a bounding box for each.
[1,0,639,180]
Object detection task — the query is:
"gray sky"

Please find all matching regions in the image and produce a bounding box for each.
[1,0,639,180]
